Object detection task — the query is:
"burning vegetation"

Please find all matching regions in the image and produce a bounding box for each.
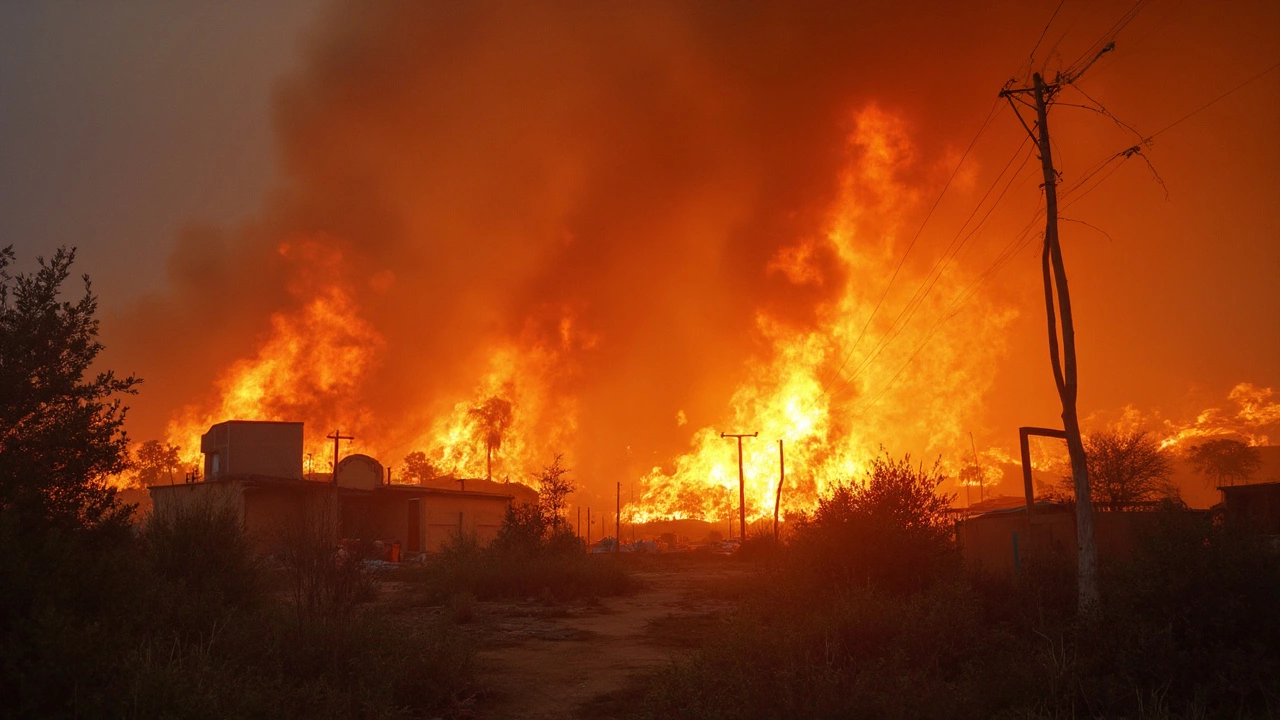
[5,1,1279,714]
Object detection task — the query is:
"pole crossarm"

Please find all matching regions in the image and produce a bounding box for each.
[327,429,354,485]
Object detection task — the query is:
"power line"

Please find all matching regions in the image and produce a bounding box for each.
[818,96,1002,397]
[1025,0,1066,79]
[1148,60,1280,140]
[1060,0,1148,83]
[820,1,1098,410]
[826,137,1036,403]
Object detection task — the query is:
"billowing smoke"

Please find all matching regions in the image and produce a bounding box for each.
[104,2,1276,512]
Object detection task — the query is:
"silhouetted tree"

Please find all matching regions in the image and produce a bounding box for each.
[1188,438,1261,487]
[1086,430,1174,510]
[1057,430,1174,510]
[0,246,139,531]
[535,454,573,530]
[468,396,513,481]
[403,450,441,483]
[134,440,181,486]
[792,451,954,592]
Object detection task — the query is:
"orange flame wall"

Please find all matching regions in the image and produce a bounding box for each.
[635,107,1014,522]
[106,3,1280,511]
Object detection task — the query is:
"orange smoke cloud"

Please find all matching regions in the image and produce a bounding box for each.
[104,2,1278,513]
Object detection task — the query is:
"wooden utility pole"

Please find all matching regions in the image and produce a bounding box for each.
[326,429,354,485]
[615,482,621,554]
[1000,66,1102,611]
[774,439,785,541]
[969,431,985,503]
[721,432,757,542]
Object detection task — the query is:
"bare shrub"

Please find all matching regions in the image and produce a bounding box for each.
[275,493,374,622]
[791,451,956,593]
[1057,429,1176,509]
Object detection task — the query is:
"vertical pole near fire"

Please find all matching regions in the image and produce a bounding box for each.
[721,432,758,542]
[774,439,785,541]
[326,429,354,485]
[1000,56,1109,611]
[615,482,621,554]
[969,431,984,503]
[587,507,591,548]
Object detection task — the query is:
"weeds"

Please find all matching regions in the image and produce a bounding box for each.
[420,503,633,601]
[642,467,1280,719]
[0,498,475,719]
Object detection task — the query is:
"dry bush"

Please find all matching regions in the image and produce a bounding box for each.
[275,493,376,622]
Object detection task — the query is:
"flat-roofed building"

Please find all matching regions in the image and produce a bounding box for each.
[149,420,526,557]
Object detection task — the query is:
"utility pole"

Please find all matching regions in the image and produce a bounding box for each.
[615,482,621,554]
[721,432,758,542]
[774,439,785,541]
[326,429,354,485]
[1000,60,1105,611]
[587,507,591,548]
[969,431,985,503]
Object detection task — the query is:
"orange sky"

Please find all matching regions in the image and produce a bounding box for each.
[3,1,1277,511]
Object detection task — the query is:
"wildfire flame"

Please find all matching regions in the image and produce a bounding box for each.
[631,107,1015,524]
[122,102,1276,518]
[161,239,384,473]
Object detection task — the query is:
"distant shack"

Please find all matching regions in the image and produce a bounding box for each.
[149,420,532,556]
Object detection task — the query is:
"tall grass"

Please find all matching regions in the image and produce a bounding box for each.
[0,496,475,719]
[643,466,1280,719]
[420,503,633,602]
[275,494,378,622]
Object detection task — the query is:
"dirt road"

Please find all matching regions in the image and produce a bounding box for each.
[463,560,746,720]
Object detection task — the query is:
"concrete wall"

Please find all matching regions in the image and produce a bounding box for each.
[959,509,1165,575]
[149,480,246,527]
[423,493,508,551]
[152,479,511,557]
[150,478,338,554]
[201,421,304,480]
[242,485,338,554]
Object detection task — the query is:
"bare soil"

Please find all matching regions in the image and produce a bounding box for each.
[403,557,752,720]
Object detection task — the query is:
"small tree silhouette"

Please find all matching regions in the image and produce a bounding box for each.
[468,396,513,481]
[134,440,181,486]
[1188,438,1261,488]
[536,454,574,531]
[403,450,441,483]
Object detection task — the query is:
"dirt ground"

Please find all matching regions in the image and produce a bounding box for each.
[407,556,752,720]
